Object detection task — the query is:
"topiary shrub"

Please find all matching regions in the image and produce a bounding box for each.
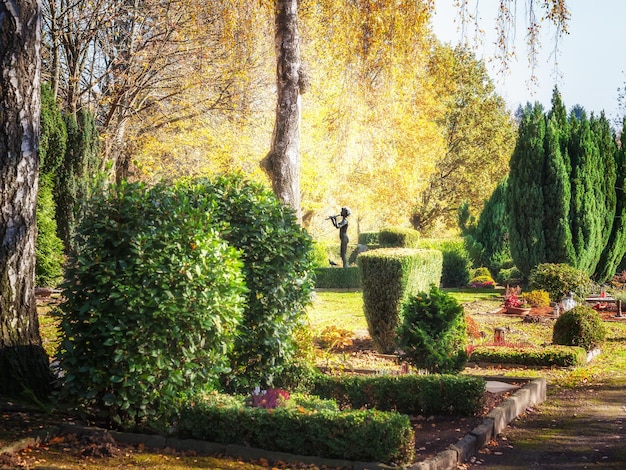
[191,176,316,393]
[358,231,379,246]
[441,244,472,288]
[529,263,593,302]
[57,181,246,428]
[379,227,420,248]
[396,286,468,374]
[417,238,471,288]
[359,248,443,353]
[552,305,606,351]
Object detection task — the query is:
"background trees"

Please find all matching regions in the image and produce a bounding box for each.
[507,89,625,282]
[37,0,526,236]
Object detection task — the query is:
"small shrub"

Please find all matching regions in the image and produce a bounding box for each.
[468,274,495,288]
[471,267,492,279]
[314,266,360,288]
[318,325,354,351]
[529,263,593,302]
[358,232,379,246]
[465,314,481,339]
[496,266,523,286]
[311,374,485,416]
[178,396,415,465]
[552,305,606,351]
[396,286,468,374]
[523,289,551,307]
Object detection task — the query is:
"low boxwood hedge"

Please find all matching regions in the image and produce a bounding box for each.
[178,396,415,465]
[469,345,587,367]
[314,266,360,288]
[311,374,485,416]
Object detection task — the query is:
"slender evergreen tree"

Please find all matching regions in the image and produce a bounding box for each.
[507,103,546,278]
[542,113,573,264]
[596,118,626,281]
[473,177,511,273]
[57,110,101,250]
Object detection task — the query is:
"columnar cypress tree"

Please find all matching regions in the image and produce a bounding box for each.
[507,103,546,278]
[596,118,626,282]
[542,114,573,264]
[568,112,613,273]
[57,109,101,250]
[473,177,511,273]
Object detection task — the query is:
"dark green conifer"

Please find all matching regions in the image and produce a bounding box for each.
[596,118,626,282]
[507,103,546,278]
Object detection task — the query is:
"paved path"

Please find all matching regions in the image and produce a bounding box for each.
[465,377,626,469]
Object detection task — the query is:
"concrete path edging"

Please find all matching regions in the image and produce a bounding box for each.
[1,378,546,470]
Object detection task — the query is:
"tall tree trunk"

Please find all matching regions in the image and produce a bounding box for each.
[0,0,54,402]
[261,0,302,222]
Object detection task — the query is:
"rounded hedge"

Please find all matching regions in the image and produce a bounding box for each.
[552,305,606,352]
[57,181,247,427]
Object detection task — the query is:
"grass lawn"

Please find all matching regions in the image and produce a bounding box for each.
[306,288,626,388]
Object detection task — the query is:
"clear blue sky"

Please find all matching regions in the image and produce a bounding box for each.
[431,1,625,122]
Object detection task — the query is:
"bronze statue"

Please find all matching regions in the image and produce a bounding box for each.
[328,207,351,268]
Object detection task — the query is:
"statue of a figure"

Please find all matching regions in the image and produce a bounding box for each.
[328,207,351,268]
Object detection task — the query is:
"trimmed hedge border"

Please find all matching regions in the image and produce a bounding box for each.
[177,401,415,465]
[469,345,587,367]
[314,267,360,288]
[311,374,486,416]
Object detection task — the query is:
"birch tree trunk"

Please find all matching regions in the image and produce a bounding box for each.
[261,0,302,222]
[0,0,54,401]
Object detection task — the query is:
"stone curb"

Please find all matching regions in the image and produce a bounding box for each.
[445,377,546,470]
[0,378,546,470]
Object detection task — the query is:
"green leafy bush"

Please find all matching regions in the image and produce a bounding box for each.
[178,396,415,465]
[441,245,472,288]
[397,286,468,374]
[57,181,246,428]
[470,345,587,367]
[552,305,606,351]
[311,374,485,416]
[529,263,593,301]
[359,248,443,353]
[191,176,316,392]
